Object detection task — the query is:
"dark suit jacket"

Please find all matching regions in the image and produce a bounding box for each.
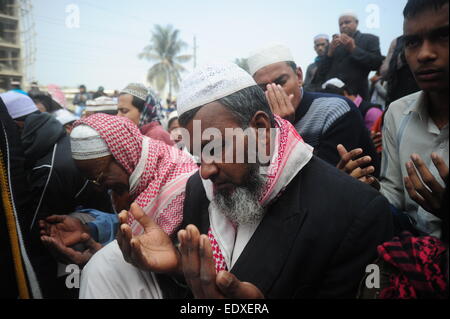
[170,156,393,299]
[318,31,384,100]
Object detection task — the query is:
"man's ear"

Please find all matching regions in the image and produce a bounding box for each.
[250,111,271,131]
[296,67,304,87]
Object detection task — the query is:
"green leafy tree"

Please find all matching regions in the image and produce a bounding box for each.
[139,25,192,99]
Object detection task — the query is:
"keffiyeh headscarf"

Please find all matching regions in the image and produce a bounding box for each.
[73,114,198,236]
[139,88,163,127]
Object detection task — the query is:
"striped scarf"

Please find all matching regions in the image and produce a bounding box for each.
[378,232,448,299]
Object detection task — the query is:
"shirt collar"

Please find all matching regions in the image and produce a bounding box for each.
[404,91,447,135]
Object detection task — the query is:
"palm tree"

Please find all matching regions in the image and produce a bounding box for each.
[139,25,192,100]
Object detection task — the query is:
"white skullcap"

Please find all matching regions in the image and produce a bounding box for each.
[70,124,111,160]
[177,62,256,117]
[0,91,38,119]
[339,11,358,20]
[86,96,118,112]
[168,110,179,123]
[247,43,295,76]
[54,109,79,126]
[322,78,346,90]
[120,83,148,101]
[314,34,330,42]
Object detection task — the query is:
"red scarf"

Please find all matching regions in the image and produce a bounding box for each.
[75,114,198,236]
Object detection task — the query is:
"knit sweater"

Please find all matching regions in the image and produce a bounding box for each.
[294,91,380,176]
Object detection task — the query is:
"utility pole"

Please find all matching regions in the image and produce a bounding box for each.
[193,36,197,69]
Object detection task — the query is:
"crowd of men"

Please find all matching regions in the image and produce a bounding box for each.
[0,0,448,300]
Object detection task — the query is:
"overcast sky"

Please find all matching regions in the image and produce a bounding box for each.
[32,0,408,93]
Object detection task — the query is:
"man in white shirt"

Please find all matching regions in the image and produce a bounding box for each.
[379,0,449,237]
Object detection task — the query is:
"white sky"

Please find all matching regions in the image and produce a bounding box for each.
[32,0,408,93]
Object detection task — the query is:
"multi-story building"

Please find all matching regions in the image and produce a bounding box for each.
[0,0,22,91]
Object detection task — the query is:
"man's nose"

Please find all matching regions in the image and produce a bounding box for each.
[417,40,438,64]
[200,162,219,181]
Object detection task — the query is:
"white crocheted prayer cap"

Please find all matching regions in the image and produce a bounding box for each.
[86,96,118,112]
[70,124,111,160]
[54,109,79,126]
[339,11,359,20]
[247,43,295,76]
[120,83,149,101]
[314,34,330,42]
[0,91,38,119]
[322,78,346,89]
[177,62,256,117]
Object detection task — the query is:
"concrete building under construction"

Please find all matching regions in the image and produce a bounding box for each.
[0,0,21,91]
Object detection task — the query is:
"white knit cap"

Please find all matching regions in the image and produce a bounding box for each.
[54,109,79,126]
[0,91,38,119]
[314,34,330,42]
[177,62,256,117]
[120,83,149,101]
[86,96,118,112]
[70,125,111,160]
[322,78,346,89]
[339,11,359,20]
[247,43,295,76]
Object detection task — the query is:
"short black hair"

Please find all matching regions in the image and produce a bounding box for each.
[286,61,297,74]
[119,93,146,112]
[179,85,275,128]
[403,0,449,18]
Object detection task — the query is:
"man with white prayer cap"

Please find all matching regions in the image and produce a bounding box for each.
[304,34,330,92]
[78,62,393,299]
[247,43,381,173]
[84,96,119,117]
[318,11,384,100]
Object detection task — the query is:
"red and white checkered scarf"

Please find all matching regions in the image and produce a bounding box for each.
[203,115,314,272]
[74,114,198,236]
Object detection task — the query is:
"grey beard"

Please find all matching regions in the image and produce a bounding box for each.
[211,165,266,226]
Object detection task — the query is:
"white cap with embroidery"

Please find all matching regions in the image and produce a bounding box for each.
[247,43,295,76]
[177,62,256,117]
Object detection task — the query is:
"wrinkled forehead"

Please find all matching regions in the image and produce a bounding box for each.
[339,16,357,24]
[253,62,292,85]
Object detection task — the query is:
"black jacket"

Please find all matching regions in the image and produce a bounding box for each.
[318,31,384,100]
[169,156,394,298]
[22,113,112,225]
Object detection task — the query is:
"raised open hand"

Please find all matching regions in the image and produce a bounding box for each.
[178,225,264,299]
[336,144,379,188]
[41,232,102,266]
[117,203,180,274]
[404,153,448,218]
[265,84,296,123]
[39,215,89,247]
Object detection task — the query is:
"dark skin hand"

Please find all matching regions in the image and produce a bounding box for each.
[117,204,264,299]
[178,224,264,299]
[39,215,90,247]
[404,153,448,218]
[41,231,102,266]
[336,144,378,188]
[265,83,296,123]
[371,131,382,152]
[117,203,181,274]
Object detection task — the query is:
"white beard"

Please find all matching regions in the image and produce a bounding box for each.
[211,166,266,225]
